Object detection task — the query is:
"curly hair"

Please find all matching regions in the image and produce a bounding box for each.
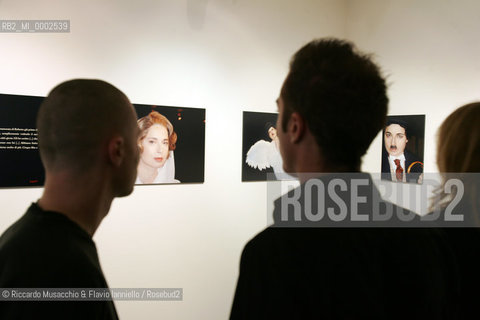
[137,111,177,153]
[281,38,388,169]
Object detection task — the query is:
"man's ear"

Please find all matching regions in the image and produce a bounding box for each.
[107,135,125,167]
[288,111,306,143]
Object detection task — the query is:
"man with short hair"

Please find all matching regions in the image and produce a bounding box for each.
[382,118,423,183]
[230,38,457,319]
[0,79,139,319]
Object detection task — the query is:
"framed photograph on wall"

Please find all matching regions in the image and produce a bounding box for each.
[0,94,44,188]
[242,111,293,182]
[0,93,205,188]
[134,104,205,184]
[381,114,425,184]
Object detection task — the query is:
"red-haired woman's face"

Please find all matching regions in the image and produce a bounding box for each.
[139,124,169,169]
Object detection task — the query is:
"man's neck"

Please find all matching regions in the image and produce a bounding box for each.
[38,169,113,236]
[292,144,359,184]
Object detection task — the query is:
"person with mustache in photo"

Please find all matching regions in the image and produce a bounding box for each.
[381,118,423,183]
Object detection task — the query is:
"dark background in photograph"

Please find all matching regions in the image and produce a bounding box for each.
[0,94,205,188]
[242,111,278,182]
[134,104,205,183]
[381,114,426,180]
[0,94,44,188]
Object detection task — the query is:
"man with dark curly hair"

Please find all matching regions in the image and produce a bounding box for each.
[231,38,457,319]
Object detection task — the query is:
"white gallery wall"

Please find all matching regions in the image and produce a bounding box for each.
[0,0,479,319]
[349,0,480,214]
[0,1,346,319]
[352,0,480,173]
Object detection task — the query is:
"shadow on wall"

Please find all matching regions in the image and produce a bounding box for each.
[187,0,208,30]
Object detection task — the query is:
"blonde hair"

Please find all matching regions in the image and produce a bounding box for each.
[433,102,480,216]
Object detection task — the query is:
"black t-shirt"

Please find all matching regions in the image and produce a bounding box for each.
[231,175,460,319]
[231,227,459,319]
[0,203,118,319]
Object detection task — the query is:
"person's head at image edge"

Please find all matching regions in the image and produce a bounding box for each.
[275,38,388,180]
[434,102,480,220]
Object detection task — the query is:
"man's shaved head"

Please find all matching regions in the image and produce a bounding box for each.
[37,79,137,172]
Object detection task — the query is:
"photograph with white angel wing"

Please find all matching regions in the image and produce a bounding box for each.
[242,111,294,181]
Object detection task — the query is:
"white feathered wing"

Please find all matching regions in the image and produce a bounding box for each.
[246,140,273,170]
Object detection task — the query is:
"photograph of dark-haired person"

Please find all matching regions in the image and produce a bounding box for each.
[245,122,288,179]
[381,116,424,184]
[242,111,294,181]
